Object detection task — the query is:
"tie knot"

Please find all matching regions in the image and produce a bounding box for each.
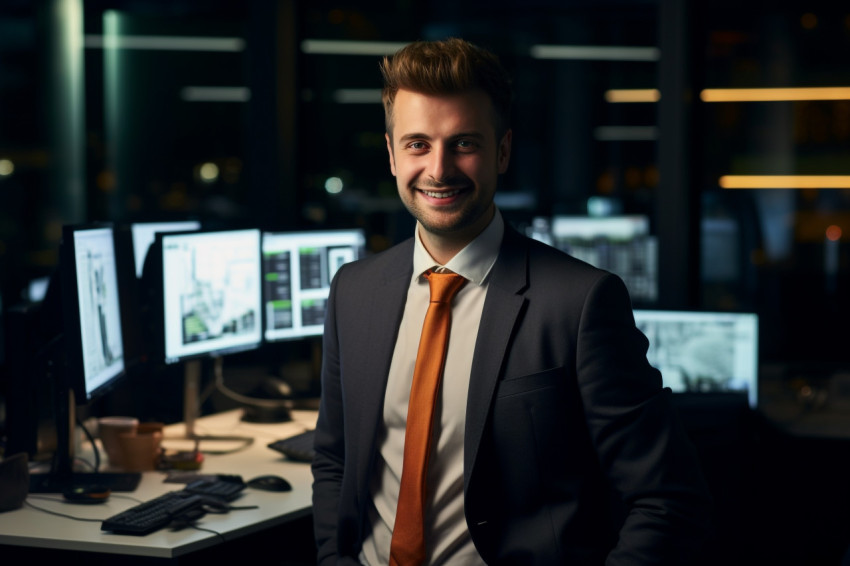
[424,270,467,304]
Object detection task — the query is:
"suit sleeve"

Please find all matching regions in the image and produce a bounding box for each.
[576,273,713,565]
[311,265,348,566]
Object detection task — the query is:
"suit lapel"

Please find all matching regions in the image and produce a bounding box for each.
[353,241,414,485]
[362,243,414,393]
[464,227,529,481]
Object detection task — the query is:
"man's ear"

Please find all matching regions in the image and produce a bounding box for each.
[498,129,512,174]
[386,132,396,176]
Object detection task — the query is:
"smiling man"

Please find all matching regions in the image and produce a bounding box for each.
[386,87,510,263]
[312,38,712,566]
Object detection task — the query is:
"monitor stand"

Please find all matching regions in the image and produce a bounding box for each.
[179,358,254,454]
[28,383,141,494]
[210,356,293,424]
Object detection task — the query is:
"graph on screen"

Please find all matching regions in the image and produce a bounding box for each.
[161,229,262,363]
[72,228,125,394]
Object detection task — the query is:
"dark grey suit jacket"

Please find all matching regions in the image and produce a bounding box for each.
[312,225,712,565]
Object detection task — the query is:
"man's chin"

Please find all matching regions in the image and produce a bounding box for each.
[416,211,490,239]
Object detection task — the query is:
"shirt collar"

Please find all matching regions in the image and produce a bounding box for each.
[412,209,504,286]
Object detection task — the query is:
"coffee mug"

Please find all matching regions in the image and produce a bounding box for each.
[119,429,164,472]
[98,416,139,468]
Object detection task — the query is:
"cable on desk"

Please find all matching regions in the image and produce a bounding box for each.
[237,420,313,442]
[76,416,102,472]
[188,435,255,456]
[210,355,294,415]
[24,497,106,522]
[32,421,99,480]
[186,523,227,543]
[25,494,261,544]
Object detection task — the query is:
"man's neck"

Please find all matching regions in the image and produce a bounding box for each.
[418,231,467,266]
[417,207,496,265]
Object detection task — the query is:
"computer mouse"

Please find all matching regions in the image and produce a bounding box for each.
[246,474,292,492]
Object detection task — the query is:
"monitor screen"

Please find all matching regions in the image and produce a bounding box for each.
[131,220,201,278]
[551,215,650,240]
[633,309,759,408]
[550,215,657,304]
[62,225,126,401]
[26,276,51,303]
[525,216,554,246]
[160,228,263,364]
[262,229,366,342]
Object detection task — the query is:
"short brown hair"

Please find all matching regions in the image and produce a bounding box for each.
[380,38,512,138]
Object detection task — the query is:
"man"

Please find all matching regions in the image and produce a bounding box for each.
[312,38,712,565]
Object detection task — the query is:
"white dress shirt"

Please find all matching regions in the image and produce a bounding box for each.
[359,211,504,565]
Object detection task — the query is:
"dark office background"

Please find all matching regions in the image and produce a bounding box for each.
[2,0,850,564]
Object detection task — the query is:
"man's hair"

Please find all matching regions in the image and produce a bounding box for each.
[380,38,513,139]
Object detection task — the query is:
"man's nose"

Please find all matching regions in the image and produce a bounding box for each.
[427,145,454,183]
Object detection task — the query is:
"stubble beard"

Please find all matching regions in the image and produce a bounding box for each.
[402,184,494,240]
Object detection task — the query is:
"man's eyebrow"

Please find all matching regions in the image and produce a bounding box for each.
[398,132,432,143]
[398,131,486,143]
[450,131,486,141]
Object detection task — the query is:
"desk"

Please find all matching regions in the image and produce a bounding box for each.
[0,409,318,563]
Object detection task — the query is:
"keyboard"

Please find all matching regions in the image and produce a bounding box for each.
[184,477,246,501]
[267,429,316,462]
[101,490,207,535]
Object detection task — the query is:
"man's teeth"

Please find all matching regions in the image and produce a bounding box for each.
[422,189,461,198]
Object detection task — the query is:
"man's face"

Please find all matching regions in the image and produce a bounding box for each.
[386,88,511,245]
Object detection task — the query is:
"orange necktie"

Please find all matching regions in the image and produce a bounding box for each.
[390,270,467,566]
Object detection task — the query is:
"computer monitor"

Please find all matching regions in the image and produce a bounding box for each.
[25,275,51,303]
[157,228,263,364]
[549,215,658,304]
[632,309,759,408]
[262,229,366,342]
[28,224,140,493]
[61,224,127,403]
[131,220,201,278]
[551,215,650,241]
[151,228,263,440]
[525,216,553,247]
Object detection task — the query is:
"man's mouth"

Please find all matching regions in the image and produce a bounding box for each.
[420,188,463,199]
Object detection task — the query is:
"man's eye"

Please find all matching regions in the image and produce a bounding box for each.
[456,140,475,149]
[408,142,427,150]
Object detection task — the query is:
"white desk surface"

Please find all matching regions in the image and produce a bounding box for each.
[0,409,318,558]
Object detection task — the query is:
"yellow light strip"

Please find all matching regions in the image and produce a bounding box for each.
[604,89,661,103]
[719,175,850,189]
[702,87,850,102]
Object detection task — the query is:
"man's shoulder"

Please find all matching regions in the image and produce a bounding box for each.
[505,226,604,275]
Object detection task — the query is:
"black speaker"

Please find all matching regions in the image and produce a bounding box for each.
[0,452,28,512]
